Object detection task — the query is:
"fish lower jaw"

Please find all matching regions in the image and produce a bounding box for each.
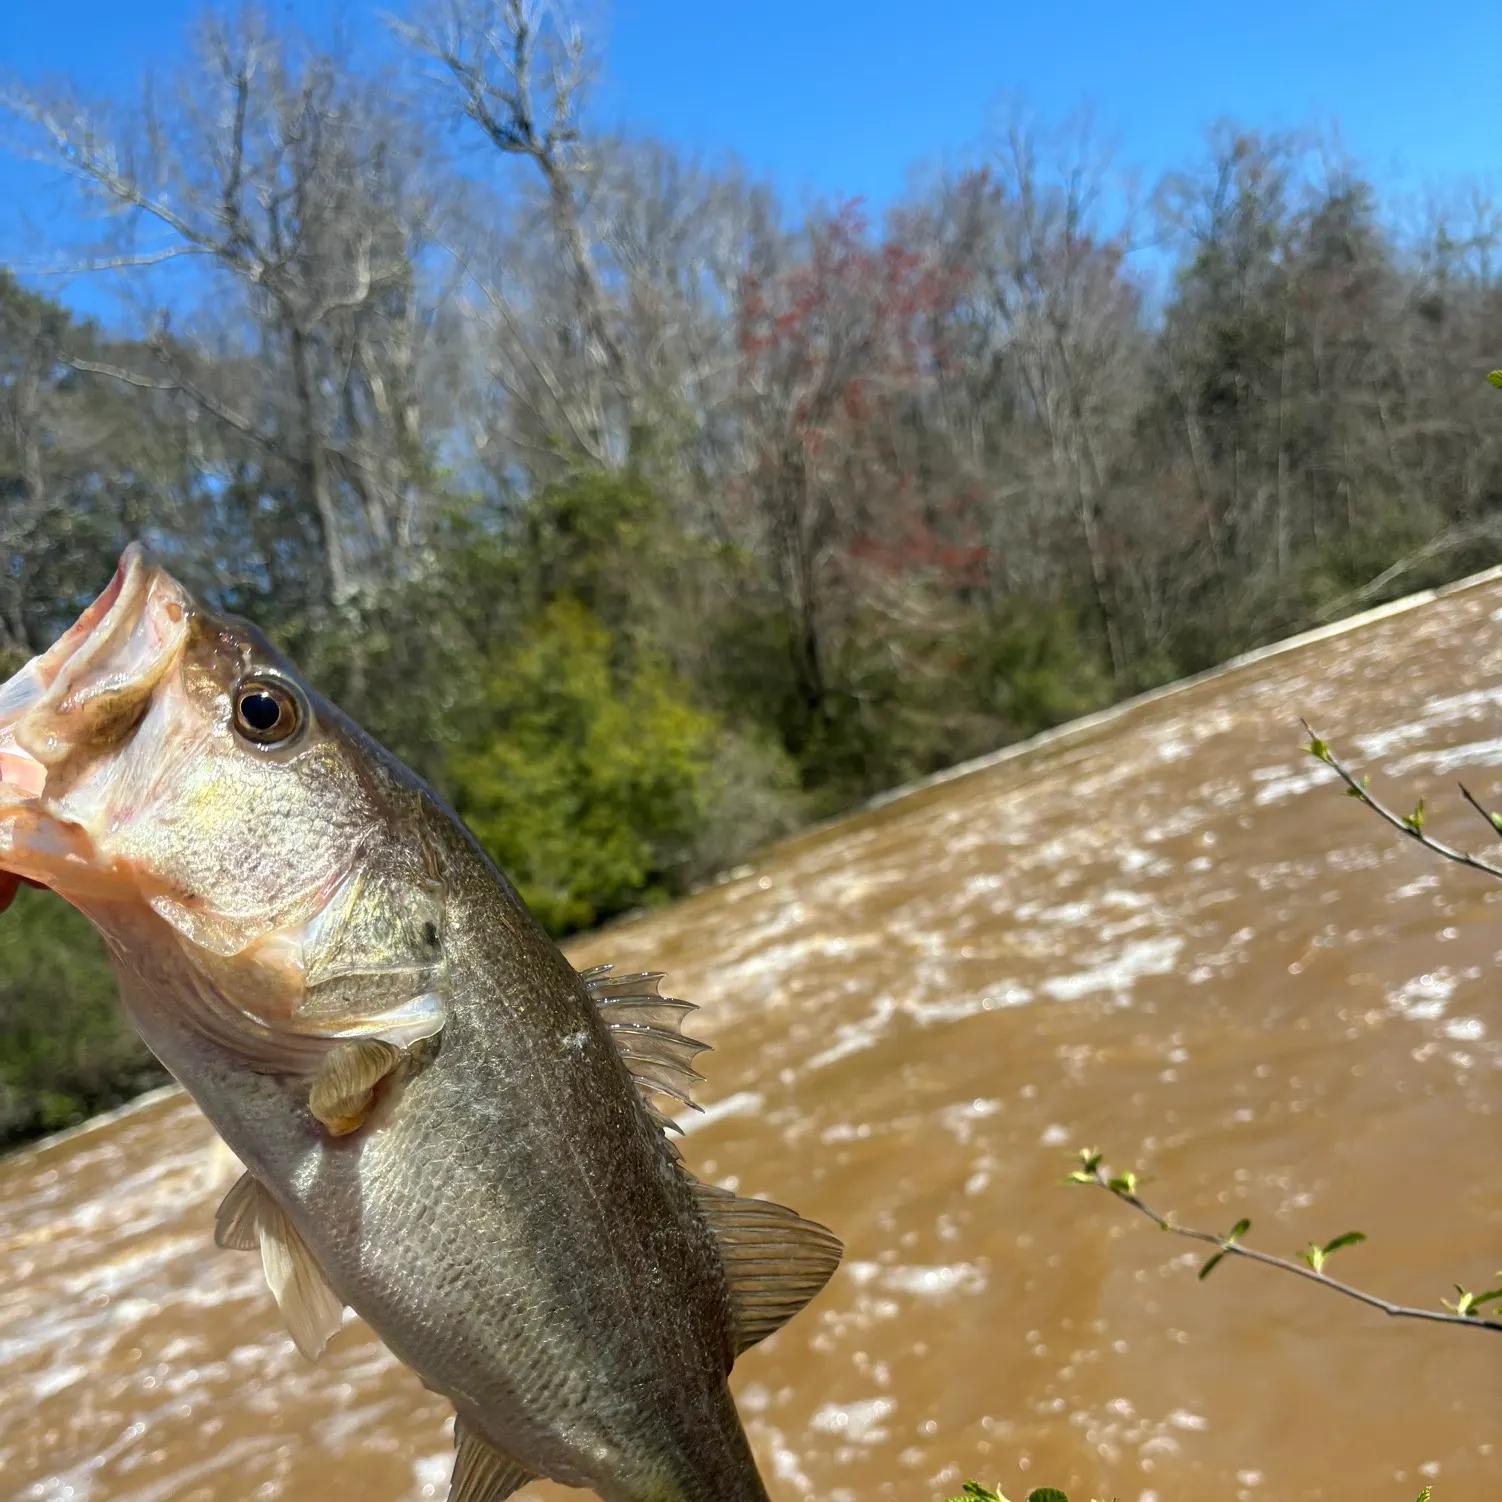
[0,746,46,798]
[0,662,49,796]
[0,806,123,901]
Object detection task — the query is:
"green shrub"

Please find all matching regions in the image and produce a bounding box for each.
[0,885,166,1147]
[448,597,721,934]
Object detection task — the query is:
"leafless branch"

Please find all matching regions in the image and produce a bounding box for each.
[7,247,210,275]
[61,354,179,392]
[438,235,604,460]
[1456,783,1502,845]
[1313,518,1502,623]
[1,93,258,277]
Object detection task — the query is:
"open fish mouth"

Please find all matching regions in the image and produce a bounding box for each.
[0,544,189,904]
[1,543,142,794]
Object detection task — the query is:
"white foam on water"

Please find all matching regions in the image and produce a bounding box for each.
[906,982,1034,1025]
[674,1090,765,1136]
[1419,686,1502,720]
[845,1261,987,1298]
[808,1397,895,1444]
[805,996,901,1071]
[1353,721,1435,759]
[1442,1017,1486,1041]
[1387,970,1459,1022]
[1042,937,1185,1003]
[755,1423,813,1496]
[1388,736,1502,776]
[1252,765,1340,806]
[409,1450,452,1499]
[934,1098,1002,1145]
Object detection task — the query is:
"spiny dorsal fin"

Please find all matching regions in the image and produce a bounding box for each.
[690,1179,843,1355]
[214,1171,346,1362]
[580,964,710,1126]
[451,1417,535,1502]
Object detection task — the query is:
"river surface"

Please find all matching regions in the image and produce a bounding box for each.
[4,575,1502,1502]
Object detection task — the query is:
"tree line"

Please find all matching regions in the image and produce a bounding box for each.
[2,1,1501,1142]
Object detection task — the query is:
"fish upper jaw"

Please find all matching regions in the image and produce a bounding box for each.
[0,545,452,1070]
[0,543,190,900]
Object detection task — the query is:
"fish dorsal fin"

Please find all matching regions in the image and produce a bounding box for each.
[214,1171,346,1362]
[580,964,710,1126]
[450,1417,535,1502]
[690,1179,844,1355]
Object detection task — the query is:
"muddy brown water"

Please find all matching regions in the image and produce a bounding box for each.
[5,576,1502,1502]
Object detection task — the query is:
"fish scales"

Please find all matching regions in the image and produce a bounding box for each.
[0,545,841,1502]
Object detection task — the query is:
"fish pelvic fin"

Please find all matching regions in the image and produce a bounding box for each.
[214,1171,346,1362]
[690,1179,844,1355]
[213,1168,262,1251]
[451,1417,536,1502]
[580,964,709,1128]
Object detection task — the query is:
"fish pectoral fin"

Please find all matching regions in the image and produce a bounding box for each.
[213,1169,261,1251]
[217,1171,346,1362]
[308,1037,406,1136]
[692,1180,844,1356]
[450,1418,536,1502]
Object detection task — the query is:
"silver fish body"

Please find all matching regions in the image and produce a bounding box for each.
[0,547,840,1502]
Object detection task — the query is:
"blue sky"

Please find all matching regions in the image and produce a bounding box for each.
[1,0,1497,320]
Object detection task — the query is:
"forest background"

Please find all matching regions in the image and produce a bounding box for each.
[2,0,1500,1142]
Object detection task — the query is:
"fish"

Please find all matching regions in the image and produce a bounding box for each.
[0,544,841,1502]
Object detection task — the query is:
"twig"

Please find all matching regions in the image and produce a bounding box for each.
[1302,720,1502,883]
[5,246,209,275]
[62,354,179,392]
[1312,518,1502,623]
[1071,1154,1502,1334]
[1456,782,1502,846]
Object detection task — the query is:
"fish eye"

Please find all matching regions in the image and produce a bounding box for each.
[232,679,301,746]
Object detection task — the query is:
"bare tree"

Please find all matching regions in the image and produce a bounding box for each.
[910,117,1147,681]
[397,0,636,463]
[2,11,445,605]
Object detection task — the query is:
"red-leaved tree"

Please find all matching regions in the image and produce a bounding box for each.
[729,202,974,739]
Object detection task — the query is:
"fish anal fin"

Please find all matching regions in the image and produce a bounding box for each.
[218,1172,345,1361]
[580,964,710,1122]
[308,1037,405,1136]
[692,1181,843,1355]
[214,1170,261,1251]
[451,1418,536,1502]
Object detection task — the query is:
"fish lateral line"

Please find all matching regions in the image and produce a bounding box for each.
[581,961,844,1354]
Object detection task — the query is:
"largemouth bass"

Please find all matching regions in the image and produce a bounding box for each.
[0,546,841,1502]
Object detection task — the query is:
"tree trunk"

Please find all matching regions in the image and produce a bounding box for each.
[289,324,349,604]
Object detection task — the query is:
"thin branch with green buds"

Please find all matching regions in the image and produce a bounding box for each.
[1068,1151,1502,1333]
[944,1484,1099,1502]
[1301,720,1502,883]
[947,1481,1435,1502]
